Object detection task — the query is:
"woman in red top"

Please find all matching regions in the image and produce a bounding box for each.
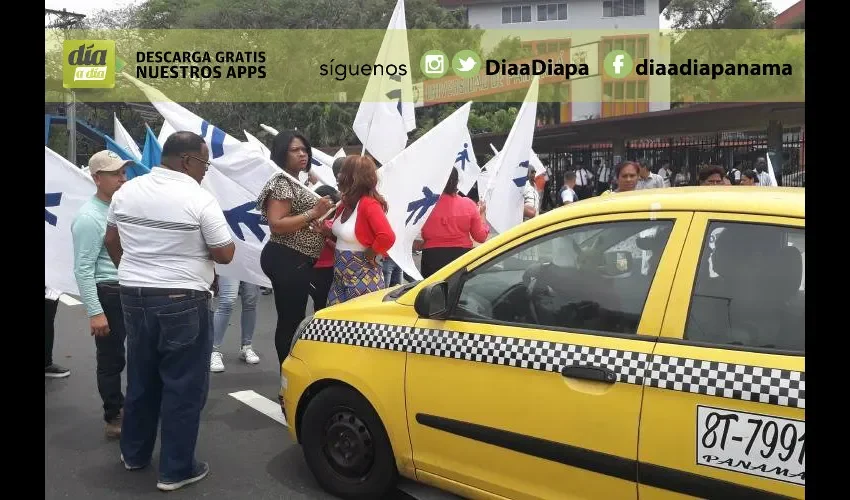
[316,155,396,306]
[417,167,489,278]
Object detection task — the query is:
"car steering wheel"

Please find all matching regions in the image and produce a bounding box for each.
[523,261,555,325]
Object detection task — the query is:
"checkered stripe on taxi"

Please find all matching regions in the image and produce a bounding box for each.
[300,319,805,409]
[645,356,805,409]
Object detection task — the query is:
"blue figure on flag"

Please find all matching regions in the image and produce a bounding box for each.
[386,74,403,116]
[223,202,268,242]
[406,186,440,226]
[512,160,531,187]
[45,192,62,226]
[455,143,470,171]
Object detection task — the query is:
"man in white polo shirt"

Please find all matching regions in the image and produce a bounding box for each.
[104,131,235,492]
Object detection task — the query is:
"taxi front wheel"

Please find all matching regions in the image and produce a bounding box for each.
[301,386,397,499]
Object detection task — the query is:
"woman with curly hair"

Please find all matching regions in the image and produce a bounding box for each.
[317,155,395,305]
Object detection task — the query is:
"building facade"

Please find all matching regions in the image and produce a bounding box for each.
[434,0,672,123]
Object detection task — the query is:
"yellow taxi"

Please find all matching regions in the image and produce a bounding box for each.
[281,187,804,500]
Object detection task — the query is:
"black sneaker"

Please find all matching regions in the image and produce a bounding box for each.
[157,461,209,491]
[45,364,70,378]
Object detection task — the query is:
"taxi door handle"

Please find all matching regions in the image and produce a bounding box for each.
[560,364,617,384]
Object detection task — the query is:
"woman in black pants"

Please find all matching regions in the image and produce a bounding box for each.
[256,131,334,366]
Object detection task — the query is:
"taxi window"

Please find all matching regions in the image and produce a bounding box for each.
[685,222,805,352]
[453,220,674,335]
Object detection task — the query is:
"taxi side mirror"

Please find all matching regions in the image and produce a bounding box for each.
[415,282,449,319]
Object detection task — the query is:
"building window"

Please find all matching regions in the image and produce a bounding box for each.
[538,3,568,21]
[602,34,649,61]
[603,0,645,18]
[502,5,533,24]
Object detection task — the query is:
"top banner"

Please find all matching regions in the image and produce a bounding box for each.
[45,29,804,103]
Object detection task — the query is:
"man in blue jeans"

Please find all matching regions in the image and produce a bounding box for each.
[104,132,235,491]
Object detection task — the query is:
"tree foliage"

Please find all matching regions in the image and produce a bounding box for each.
[663,1,801,104]
[56,0,554,147]
[664,0,777,29]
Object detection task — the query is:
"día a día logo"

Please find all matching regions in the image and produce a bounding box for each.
[63,40,115,89]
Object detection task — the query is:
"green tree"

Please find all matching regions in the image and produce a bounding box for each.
[664,0,777,30]
[664,1,797,104]
[52,0,540,148]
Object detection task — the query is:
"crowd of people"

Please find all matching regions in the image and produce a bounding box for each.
[45,130,784,491]
[528,157,779,214]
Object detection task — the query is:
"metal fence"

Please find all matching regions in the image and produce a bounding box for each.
[541,127,805,204]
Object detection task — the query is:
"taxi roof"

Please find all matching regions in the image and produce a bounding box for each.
[523,187,805,234]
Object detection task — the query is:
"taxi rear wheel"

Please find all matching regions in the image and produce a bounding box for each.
[301,385,397,499]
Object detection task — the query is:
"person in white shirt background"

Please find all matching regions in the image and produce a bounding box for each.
[755,157,773,186]
[522,168,540,221]
[636,161,667,190]
[594,158,612,194]
[559,171,578,206]
[573,163,594,200]
[727,162,742,185]
[657,161,673,188]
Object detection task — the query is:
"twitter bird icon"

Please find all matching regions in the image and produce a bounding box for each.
[452,49,482,78]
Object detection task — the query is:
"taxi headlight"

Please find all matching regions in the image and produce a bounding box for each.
[289,315,314,357]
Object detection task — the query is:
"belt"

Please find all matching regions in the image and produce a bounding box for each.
[119,286,211,299]
[96,281,120,292]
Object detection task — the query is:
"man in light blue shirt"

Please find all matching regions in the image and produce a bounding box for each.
[71,150,129,439]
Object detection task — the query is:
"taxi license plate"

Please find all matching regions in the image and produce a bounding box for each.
[696,405,805,486]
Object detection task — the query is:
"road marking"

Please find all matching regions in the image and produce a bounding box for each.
[229,389,459,499]
[59,294,82,306]
[228,390,287,427]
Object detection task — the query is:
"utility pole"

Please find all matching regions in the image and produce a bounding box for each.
[67,91,76,165]
[46,7,85,166]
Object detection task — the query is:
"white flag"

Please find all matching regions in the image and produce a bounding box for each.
[484,77,539,235]
[334,148,346,159]
[123,72,281,197]
[309,148,339,189]
[113,113,142,160]
[476,154,499,200]
[158,120,176,147]
[352,0,415,164]
[379,102,472,281]
[133,72,313,287]
[201,168,272,288]
[455,131,481,195]
[45,147,96,296]
[529,150,545,176]
[490,143,544,176]
[243,130,270,158]
[766,154,779,187]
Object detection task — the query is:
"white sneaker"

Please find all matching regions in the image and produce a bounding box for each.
[210,351,225,373]
[240,345,260,364]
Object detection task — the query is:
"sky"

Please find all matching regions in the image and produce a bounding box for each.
[47,0,800,26]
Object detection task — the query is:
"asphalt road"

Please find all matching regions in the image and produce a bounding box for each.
[45,284,459,500]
